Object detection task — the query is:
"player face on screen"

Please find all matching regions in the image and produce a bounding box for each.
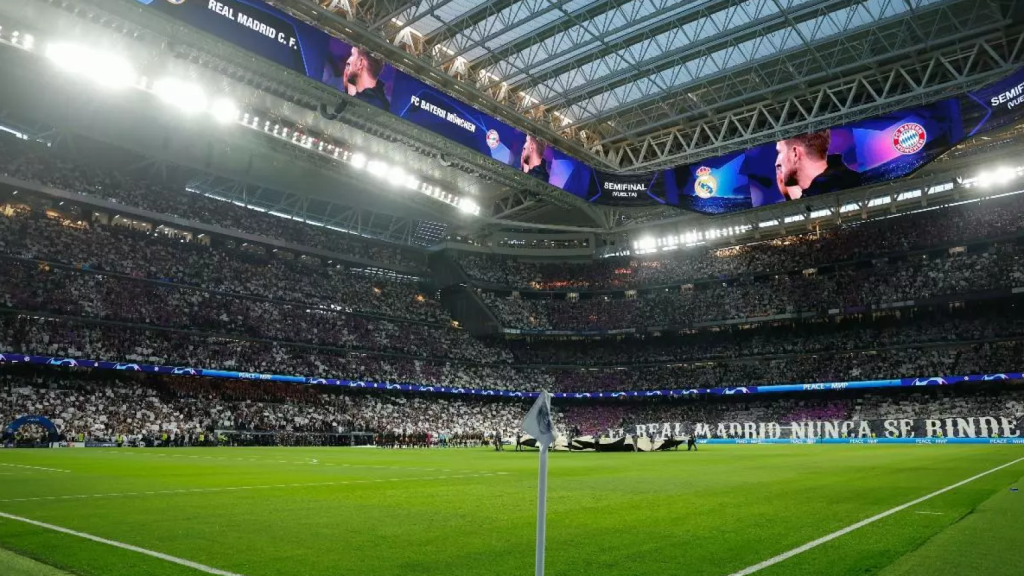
[775,131,831,201]
[341,59,356,96]
[345,47,390,112]
[520,135,550,181]
[346,48,378,91]
[521,136,543,171]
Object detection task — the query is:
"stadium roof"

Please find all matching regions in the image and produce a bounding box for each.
[4,0,1022,247]
[315,0,1024,170]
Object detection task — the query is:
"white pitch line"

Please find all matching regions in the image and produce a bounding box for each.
[729,456,1024,576]
[914,511,945,515]
[101,451,494,475]
[0,511,244,576]
[0,463,70,473]
[0,473,500,504]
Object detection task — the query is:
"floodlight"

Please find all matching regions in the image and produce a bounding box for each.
[458,197,480,215]
[153,78,208,114]
[209,97,239,124]
[350,153,367,170]
[366,160,388,177]
[388,168,408,187]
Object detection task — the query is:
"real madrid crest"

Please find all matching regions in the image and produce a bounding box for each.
[694,166,717,198]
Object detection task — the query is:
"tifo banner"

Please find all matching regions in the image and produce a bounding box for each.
[1,352,1022,398]
[133,1,1023,214]
[612,417,1024,440]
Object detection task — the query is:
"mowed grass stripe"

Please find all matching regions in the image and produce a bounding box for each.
[729,456,1024,575]
[0,546,74,576]
[878,473,1024,576]
[0,511,244,576]
[101,448,499,474]
[0,473,508,504]
[2,446,1024,576]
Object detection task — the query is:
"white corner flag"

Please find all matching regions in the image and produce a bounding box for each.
[522,391,557,576]
[523,391,556,447]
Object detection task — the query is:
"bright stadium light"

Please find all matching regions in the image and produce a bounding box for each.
[993,167,1016,185]
[387,168,408,187]
[403,174,420,190]
[350,153,367,170]
[366,160,389,178]
[45,42,137,89]
[458,197,480,215]
[153,78,208,114]
[209,97,239,124]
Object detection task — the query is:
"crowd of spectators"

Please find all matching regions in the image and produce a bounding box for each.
[0,260,507,364]
[4,312,1024,393]
[456,192,1024,291]
[506,311,1024,365]
[0,207,445,323]
[3,368,1021,443]
[0,369,532,442]
[0,138,424,269]
[3,134,1024,401]
[481,243,1024,331]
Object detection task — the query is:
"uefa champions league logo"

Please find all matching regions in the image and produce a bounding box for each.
[114,363,142,371]
[724,387,750,395]
[48,358,78,367]
[912,377,948,386]
[983,373,1010,380]
[892,123,927,154]
[172,367,199,376]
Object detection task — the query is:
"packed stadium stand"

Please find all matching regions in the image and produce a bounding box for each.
[4,1,1024,574]
[2,134,1024,422]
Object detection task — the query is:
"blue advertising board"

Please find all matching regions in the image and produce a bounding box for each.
[1,351,1020,399]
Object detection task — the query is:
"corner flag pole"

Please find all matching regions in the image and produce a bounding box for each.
[535,441,549,576]
[522,390,556,576]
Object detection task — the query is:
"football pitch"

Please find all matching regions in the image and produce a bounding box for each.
[1,446,1023,576]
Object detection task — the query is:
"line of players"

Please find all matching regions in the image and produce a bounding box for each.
[373,431,490,449]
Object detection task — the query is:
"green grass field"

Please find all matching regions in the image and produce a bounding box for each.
[0,446,1022,576]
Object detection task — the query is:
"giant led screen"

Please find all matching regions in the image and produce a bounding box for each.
[137,0,1022,214]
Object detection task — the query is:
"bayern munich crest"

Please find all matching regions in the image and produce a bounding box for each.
[693,166,717,198]
[892,122,927,154]
[485,129,500,149]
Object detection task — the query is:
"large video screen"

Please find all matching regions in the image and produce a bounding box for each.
[137,0,1020,215]
[962,67,1024,136]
